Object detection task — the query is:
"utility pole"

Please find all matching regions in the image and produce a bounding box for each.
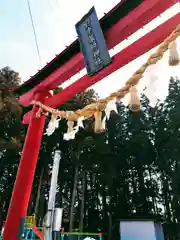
[45,150,61,240]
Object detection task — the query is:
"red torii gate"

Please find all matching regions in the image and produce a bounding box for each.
[3,0,180,239]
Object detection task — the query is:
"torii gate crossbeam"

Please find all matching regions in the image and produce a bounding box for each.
[18,0,177,108]
[23,13,180,123]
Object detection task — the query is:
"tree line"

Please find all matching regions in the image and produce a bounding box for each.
[1,67,180,239]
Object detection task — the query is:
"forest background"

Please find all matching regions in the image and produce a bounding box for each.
[1,66,180,239]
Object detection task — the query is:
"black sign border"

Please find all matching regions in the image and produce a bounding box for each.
[75,7,112,77]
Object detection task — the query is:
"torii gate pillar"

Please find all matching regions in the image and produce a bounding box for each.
[2,93,47,240]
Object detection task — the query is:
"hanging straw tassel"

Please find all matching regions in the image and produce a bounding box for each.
[36,107,43,118]
[94,111,103,133]
[129,86,141,112]
[67,121,74,133]
[168,40,179,66]
[36,107,48,118]
[101,116,107,131]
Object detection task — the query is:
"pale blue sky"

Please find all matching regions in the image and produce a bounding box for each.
[0,0,50,79]
[0,0,120,81]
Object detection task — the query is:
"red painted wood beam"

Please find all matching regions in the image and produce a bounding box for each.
[3,96,46,240]
[19,0,178,107]
[23,13,180,124]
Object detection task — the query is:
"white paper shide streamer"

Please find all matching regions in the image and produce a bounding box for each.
[144,74,158,108]
[45,116,61,136]
[105,99,118,119]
